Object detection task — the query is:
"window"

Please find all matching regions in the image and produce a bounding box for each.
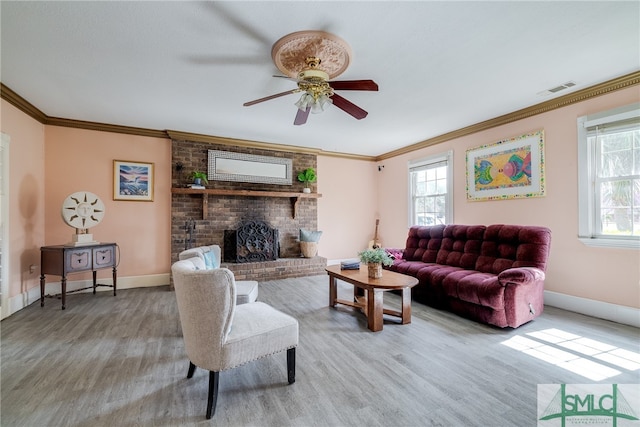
[578,103,640,249]
[409,151,453,227]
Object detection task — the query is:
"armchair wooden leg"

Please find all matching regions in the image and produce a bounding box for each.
[287,347,296,384]
[206,371,219,419]
[187,362,196,379]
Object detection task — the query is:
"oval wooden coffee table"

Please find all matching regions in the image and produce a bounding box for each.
[325,264,418,332]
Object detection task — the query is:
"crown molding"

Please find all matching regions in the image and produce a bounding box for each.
[46,117,168,139]
[0,83,48,123]
[3,71,638,162]
[376,70,640,161]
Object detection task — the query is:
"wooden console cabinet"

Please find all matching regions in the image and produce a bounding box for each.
[40,243,117,310]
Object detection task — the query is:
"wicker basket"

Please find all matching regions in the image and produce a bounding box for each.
[300,241,318,258]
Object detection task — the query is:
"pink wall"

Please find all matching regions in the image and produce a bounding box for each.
[0,100,46,299]
[44,126,172,280]
[377,86,640,309]
[317,155,378,260]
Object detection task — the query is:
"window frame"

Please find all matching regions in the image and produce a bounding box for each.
[577,102,640,249]
[408,150,453,228]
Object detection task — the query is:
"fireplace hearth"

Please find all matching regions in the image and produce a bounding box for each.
[224,220,279,263]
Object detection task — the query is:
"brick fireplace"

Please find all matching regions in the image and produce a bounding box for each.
[171,138,327,281]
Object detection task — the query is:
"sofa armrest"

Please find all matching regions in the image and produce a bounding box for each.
[498,267,545,286]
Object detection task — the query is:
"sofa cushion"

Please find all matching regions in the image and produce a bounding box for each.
[417,264,464,291]
[391,260,434,276]
[476,225,551,274]
[403,225,444,262]
[436,225,485,269]
[453,272,504,310]
[300,229,323,243]
[203,250,219,269]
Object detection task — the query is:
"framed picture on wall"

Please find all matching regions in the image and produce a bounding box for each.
[466,130,545,201]
[113,160,154,201]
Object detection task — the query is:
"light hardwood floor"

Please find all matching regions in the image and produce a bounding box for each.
[1,274,639,426]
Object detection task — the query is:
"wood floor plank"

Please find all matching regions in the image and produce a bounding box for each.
[1,274,639,426]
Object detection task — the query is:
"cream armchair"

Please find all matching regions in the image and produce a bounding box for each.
[171,260,299,419]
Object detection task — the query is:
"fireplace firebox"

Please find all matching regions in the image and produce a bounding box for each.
[224,220,279,263]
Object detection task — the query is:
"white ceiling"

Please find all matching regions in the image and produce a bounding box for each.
[1,1,639,157]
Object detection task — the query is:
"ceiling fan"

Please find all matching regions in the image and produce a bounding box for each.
[243,31,379,125]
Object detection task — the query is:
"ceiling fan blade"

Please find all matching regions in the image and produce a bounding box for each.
[294,107,310,125]
[331,93,368,120]
[329,80,379,91]
[243,90,297,107]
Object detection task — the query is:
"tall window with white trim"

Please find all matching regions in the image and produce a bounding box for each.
[409,151,453,227]
[578,103,640,248]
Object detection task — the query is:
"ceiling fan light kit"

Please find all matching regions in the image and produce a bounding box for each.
[295,93,332,114]
[244,30,378,126]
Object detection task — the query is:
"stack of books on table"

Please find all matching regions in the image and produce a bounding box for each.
[340,259,361,270]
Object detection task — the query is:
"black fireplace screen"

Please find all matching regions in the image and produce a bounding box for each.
[224,220,279,263]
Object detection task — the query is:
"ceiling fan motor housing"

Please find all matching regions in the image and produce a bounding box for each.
[298,68,329,81]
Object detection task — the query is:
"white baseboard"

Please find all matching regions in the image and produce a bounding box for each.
[4,273,170,318]
[544,290,639,328]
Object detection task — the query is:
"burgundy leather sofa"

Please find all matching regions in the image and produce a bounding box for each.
[386,224,551,328]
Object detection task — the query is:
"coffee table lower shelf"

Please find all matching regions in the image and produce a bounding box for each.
[326,264,418,332]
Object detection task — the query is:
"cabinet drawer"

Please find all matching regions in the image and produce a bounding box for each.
[65,249,92,272]
[93,246,115,268]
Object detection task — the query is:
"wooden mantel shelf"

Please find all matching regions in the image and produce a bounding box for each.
[171,187,322,219]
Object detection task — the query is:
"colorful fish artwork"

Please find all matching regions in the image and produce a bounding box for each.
[466,130,545,201]
[473,147,532,190]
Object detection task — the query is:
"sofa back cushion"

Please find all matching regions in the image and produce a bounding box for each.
[403,224,551,274]
[403,225,445,263]
[475,224,551,274]
[435,225,485,269]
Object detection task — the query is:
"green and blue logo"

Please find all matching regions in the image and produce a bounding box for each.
[538,384,639,426]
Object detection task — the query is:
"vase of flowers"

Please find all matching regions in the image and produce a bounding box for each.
[358,248,393,279]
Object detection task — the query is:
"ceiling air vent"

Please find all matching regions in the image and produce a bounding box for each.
[537,81,577,96]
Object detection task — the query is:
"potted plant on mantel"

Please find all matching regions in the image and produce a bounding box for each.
[190,171,208,188]
[297,167,317,193]
[358,247,394,279]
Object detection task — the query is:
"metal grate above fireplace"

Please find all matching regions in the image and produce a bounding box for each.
[224,220,279,263]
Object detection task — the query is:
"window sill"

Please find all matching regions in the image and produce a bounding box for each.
[578,237,640,250]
